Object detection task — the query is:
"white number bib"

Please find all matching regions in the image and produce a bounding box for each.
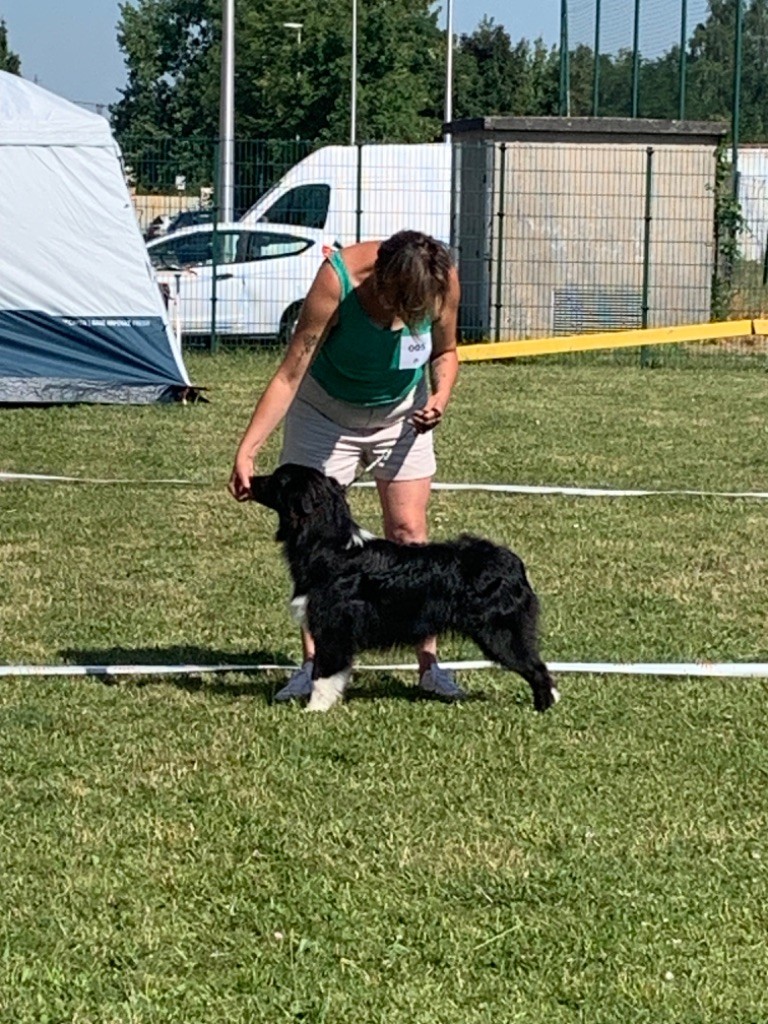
[398,330,432,370]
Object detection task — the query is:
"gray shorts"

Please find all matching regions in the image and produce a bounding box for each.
[280,374,436,486]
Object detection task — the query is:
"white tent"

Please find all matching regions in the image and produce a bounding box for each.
[0,71,192,403]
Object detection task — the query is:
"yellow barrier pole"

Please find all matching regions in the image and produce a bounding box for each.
[457,320,755,362]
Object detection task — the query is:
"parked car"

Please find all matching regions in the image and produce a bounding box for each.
[147,223,338,340]
[143,214,173,241]
[166,208,214,233]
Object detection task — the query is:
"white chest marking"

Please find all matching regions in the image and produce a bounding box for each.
[289,595,308,626]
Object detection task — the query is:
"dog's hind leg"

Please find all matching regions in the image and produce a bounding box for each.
[472,596,560,713]
[516,658,560,713]
[480,633,559,711]
[482,637,560,712]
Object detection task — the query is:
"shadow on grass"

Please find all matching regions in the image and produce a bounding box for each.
[59,645,293,700]
[58,646,489,705]
[347,675,489,705]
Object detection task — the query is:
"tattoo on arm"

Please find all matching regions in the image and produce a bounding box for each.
[430,350,458,397]
[301,333,321,357]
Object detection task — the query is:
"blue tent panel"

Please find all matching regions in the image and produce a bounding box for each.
[0,310,189,404]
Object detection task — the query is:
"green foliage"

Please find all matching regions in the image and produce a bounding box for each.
[711,140,746,319]
[452,18,560,119]
[560,0,768,139]
[111,0,768,156]
[113,0,445,145]
[113,0,219,140]
[0,17,21,74]
[685,0,740,124]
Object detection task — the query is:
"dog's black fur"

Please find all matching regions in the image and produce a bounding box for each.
[251,463,558,711]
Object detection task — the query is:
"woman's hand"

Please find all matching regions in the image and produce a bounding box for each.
[411,397,445,433]
[228,450,255,501]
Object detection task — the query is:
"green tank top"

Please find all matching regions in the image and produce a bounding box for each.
[309,250,432,407]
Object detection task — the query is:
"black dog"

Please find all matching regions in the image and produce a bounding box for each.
[251,463,559,712]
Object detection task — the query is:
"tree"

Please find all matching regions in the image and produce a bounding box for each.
[451,18,559,120]
[685,0,739,124]
[0,18,21,74]
[112,0,443,144]
[735,0,768,139]
[112,0,219,140]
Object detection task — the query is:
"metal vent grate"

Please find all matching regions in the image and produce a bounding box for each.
[552,287,643,335]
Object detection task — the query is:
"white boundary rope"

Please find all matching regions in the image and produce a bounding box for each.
[4,472,766,681]
[366,482,768,500]
[2,660,768,679]
[0,471,197,486]
[2,470,768,499]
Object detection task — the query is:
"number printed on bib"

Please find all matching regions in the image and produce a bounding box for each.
[398,330,432,370]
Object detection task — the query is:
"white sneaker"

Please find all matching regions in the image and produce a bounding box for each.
[273,660,314,703]
[418,663,468,702]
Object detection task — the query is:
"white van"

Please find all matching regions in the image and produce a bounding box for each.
[240,143,453,246]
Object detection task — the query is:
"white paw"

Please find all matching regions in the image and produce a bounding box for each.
[305,670,350,712]
[306,689,341,712]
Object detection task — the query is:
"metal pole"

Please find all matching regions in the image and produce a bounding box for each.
[732,0,743,199]
[592,0,601,115]
[218,0,235,222]
[355,143,363,242]
[640,146,653,366]
[444,0,454,141]
[631,0,640,117]
[559,0,570,116]
[678,0,687,119]
[350,0,358,145]
[211,143,220,353]
[494,144,507,342]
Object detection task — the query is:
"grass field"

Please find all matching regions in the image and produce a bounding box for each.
[2,351,768,1023]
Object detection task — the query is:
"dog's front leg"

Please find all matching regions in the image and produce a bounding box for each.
[306,665,352,712]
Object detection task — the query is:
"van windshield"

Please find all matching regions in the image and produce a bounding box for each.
[258,184,331,230]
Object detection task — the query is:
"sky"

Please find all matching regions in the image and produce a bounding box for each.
[0,1,561,111]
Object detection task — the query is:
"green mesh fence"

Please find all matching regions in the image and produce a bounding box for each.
[120,135,768,366]
[565,0,715,119]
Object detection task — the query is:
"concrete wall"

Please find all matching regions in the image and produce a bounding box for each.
[451,118,726,341]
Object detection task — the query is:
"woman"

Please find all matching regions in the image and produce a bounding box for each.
[228,230,463,702]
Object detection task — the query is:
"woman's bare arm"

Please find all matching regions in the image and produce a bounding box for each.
[228,260,341,499]
[411,265,460,433]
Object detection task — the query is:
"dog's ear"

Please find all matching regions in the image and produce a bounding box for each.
[298,472,338,520]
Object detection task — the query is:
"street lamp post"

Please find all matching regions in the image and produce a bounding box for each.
[283,21,304,139]
[283,20,303,47]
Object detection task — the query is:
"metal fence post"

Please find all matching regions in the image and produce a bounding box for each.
[640,146,653,366]
[592,0,602,116]
[631,0,641,117]
[559,0,570,116]
[678,0,688,119]
[211,142,220,354]
[494,144,507,343]
[355,142,363,243]
[732,0,744,201]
